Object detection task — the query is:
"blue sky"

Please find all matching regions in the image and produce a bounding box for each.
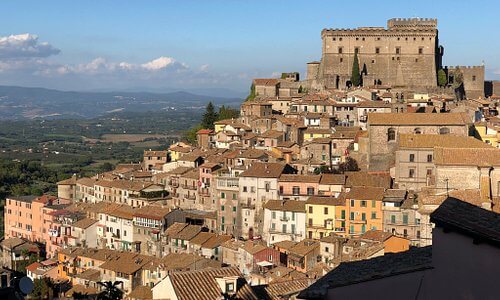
[0,0,498,93]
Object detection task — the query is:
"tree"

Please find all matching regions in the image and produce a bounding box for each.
[338,157,359,173]
[97,281,123,300]
[452,69,465,100]
[217,105,239,121]
[100,162,114,172]
[437,69,447,87]
[298,85,303,93]
[183,124,203,144]
[351,51,361,87]
[31,278,53,299]
[201,102,218,130]
[245,83,256,101]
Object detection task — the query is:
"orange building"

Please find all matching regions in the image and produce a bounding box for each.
[359,230,410,253]
[344,187,385,236]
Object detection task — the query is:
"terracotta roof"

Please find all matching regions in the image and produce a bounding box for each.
[166,166,194,175]
[189,232,215,246]
[398,134,491,149]
[127,285,152,299]
[258,278,313,300]
[260,130,284,139]
[263,200,306,213]
[242,240,268,255]
[319,174,346,185]
[303,128,333,135]
[306,196,344,206]
[272,240,297,251]
[99,252,154,275]
[431,197,500,247]
[345,171,391,188]
[144,150,167,157]
[346,187,385,201]
[57,176,77,185]
[254,78,280,86]
[359,230,394,242]
[279,174,321,183]
[202,234,232,249]
[196,129,214,135]
[168,267,254,300]
[76,177,96,187]
[26,262,42,273]
[71,218,98,229]
[357,101,391,108]
[240,162,295,178]
[368,112,469,125]
[299,247,432,299]
[288,239,319,257]
[133,206,171,220]
[434,147,500,167]
[239,149,268,159]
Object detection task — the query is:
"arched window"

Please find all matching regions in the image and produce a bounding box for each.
[439,127,450,135]
[414,128,422,134]
[387,128,396,141]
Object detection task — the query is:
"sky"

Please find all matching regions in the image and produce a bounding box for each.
[0,0,499,93]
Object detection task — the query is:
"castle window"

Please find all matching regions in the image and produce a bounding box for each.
[405,37,408,41]
[392,57,395,61]
[419,47,424,54]
[333,37,336,41]
[354,47,359,54]
[397,37,400,41]
[397,57,400,61]
[371,59,375,64]
[395,47,401,54]
[362,37,365,41]
[387,128,396,141]
[415,58,419,62]
[375,47,380,54]
[340,58,343,63]
[422,37,425,41]
[414,37,416,41]
[338,47,343,54]
[356,37,359,41]
[472,75,476,81]
[377,37,381,41]
[339,37,343,41]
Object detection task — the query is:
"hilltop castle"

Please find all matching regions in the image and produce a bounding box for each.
[306,18,484,98]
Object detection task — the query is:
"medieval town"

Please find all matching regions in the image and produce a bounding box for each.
[1,17,499,300]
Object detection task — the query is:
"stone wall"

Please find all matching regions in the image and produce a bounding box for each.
[318,18,440,89]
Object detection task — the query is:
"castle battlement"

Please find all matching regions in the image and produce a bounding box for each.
[447,65,485,70]
[387,18,437,29]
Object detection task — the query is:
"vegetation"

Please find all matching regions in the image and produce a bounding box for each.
[201,102,218,130]
[31,278,54,299]
[97,281,124,300]
[245,83,256,101]
[183,104,239,144]
[351,51,361,87]
[437,69,447,87]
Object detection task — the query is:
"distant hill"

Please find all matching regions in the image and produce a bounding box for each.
[0,85,243,120]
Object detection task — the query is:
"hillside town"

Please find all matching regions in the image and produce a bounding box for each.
[1,17,500,299]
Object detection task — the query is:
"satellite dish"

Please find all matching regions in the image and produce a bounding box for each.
[19,277,34,295]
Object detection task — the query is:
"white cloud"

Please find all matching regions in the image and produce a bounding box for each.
[0,33,60,59]
[199,64,210,72]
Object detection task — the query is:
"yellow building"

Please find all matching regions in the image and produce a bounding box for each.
[474,122,499,148]
[168,142,192,162]
[345,187,385,236]
[305,196,346,239]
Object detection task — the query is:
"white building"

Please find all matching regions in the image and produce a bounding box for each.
[262,200,306,245]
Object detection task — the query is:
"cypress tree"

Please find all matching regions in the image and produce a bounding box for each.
[351,51,361,87]
[201,102,217,130]
[437,69,447,87]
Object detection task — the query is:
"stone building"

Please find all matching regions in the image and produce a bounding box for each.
[367,113,470,171]
[394,134,491,191]
[309,18,443,89]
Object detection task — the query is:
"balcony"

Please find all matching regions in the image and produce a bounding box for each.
[350,219,367,224]
[280,217,290,222]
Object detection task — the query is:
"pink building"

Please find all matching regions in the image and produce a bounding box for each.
[278,174,321,200]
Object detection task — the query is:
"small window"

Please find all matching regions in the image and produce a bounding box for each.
[427,154,433,163]
[371,59,375,64]
[339,37,343,41]
[338,47,343,54]
[308,206,313,214]
[340,57,343,63]
[324,207,328,214]
[418,47,423,54]
[409,154,415,162]
[387,128,396,141]
[472,75,476,81]
[332,37,336,41]
[360,200,367,207]
[409,168,415,178]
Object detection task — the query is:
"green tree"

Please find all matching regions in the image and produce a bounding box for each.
[351,51,361,87]
[339,157,359,173]
[437,69,447,87]
[201,102,218,130]
[97,281,124,300]
[245,83,256,101]
[217,105,239,121]
[183,124,204,144]
[100,162,114,172]
[31,278,53,299]
[298,85,303,93]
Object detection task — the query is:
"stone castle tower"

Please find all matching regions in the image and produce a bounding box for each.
[308,18,443,89]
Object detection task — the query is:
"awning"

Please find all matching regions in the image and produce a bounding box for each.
[256,261,273,267]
